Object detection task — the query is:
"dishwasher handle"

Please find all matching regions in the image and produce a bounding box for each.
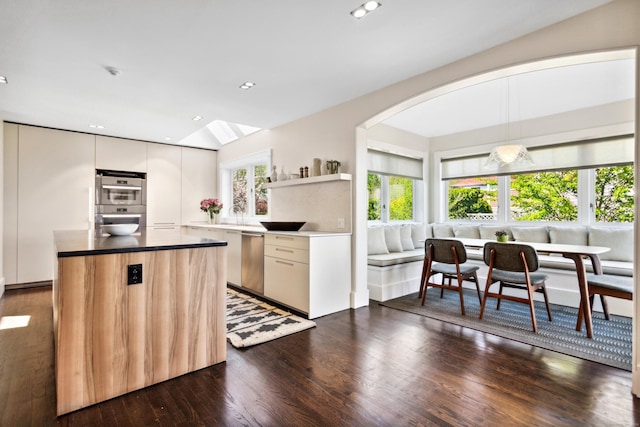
[241,233,264,238]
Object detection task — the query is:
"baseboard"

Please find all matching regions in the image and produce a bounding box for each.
[5,280,53,290]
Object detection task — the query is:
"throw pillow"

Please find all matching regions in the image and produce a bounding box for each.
[589,227,633,262]
[432,224,454,238]
[511,226,550,243]
[384,226,404,253]
[548,225,588,246]
[400,225,415,251]
[454,225,480,239]
[367,226,389,255]
[411,223,427,249]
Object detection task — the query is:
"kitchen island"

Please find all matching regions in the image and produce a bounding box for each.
[53,229,227,415]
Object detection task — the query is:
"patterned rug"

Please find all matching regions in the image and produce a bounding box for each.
[226,288,316,348]
[380,288,632,371]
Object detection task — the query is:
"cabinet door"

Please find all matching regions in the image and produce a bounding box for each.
[18,126,95,283]
[147,144,181,227]
[264,257,309,312]
[181,147,217,224]
[95,135,147,172]
[224,231,242,286]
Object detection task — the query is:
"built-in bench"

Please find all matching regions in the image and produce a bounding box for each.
[367,223,633,316]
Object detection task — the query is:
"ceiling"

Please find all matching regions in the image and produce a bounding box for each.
[0,0,614,149]
[383,57,636,138]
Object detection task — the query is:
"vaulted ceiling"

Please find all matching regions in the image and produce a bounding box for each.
[0,0,613,149]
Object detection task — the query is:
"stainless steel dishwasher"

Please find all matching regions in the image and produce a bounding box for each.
[241,232,264,294]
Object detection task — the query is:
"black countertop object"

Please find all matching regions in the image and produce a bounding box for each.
[54,229,227,258]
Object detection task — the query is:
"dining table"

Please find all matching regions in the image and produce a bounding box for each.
[455,238,610,339]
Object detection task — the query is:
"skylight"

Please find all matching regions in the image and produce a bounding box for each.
[206,120,262,145]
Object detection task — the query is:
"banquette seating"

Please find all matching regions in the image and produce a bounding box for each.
[367,223,633,315]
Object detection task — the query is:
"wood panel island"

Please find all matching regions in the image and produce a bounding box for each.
[53,229,227,415]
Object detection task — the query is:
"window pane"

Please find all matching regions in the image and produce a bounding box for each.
[448,176,497,221]
[389,176,413,221]
[232,168,248,214]
[510,171,578,221]
[368,173,381,220]
[254,164,269,216]
[595,165,634,223]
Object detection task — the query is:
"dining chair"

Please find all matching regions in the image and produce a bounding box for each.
[479,241,552,333]
[576,273,633,331]
[420,238,481,315]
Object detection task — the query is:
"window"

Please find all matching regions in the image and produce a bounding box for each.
[368,173,419,222]
[510,171,578,221]
[221,150,271,221]
[595,165,634,223]
[447,176,497,221]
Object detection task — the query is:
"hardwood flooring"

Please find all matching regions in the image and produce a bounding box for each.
[1,286,639,426]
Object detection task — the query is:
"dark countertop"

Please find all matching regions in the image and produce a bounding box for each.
[54,229,227,258]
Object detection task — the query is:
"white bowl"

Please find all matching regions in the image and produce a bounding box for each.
[100,223,139,236]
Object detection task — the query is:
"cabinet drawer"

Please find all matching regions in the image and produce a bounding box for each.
[265,234,308,250]
[264,257,309,313]
[264,244,308,264]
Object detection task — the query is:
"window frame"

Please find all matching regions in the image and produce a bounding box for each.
[219,150,271,223]
[367,173,423,224]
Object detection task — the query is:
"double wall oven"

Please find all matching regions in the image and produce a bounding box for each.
[95,169,147,234]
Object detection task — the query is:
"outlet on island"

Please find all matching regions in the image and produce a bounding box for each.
[337,218,345,229]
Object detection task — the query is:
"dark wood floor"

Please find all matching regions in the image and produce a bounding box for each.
[1,287,640,426]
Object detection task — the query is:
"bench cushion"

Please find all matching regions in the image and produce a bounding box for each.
[368,249,423,267]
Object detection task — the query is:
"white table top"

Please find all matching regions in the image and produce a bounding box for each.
[454,238,610,256]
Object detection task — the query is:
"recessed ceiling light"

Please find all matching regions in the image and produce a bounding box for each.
[0,76,7,84]
[192,115,203,121]
[351,1,381,19]
[165,137,172,141]
[89,124,104,129]
[239,81,256,90]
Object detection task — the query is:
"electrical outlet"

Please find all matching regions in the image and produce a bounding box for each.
[128,264,142,285]
[337,218,345,229]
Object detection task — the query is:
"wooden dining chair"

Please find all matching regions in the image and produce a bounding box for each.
[479,242,552,333]
[420,238,481,315]
[576,273,633,331]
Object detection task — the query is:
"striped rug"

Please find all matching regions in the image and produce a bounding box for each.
[380,288,632,371]
[226,288,316,348]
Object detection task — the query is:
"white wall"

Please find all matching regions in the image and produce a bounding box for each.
[0,117,4,299]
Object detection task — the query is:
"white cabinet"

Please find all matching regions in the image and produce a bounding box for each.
[181,147,217,224]
[224,230,242,286]
[96,135,147,172]
[3,123,19,285]
[17,126,95,283]
[264,233,351,318]
[147,144,181,229]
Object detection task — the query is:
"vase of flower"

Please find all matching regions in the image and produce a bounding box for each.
[495,230,509,242]
[200,198,223,225]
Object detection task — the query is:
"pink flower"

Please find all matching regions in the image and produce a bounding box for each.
[200,198,223,214]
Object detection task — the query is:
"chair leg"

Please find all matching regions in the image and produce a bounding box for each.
[472,272,482,305]
[457,275,465,316]
[479,280,493,320]
[496,282,503,310]
[541,284,553,322]
[600,294,611,321]
[440,274,447,299]
[418,257,428,298]
[526,282,538,333]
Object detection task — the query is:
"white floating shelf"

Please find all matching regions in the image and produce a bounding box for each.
[264,173,352,189]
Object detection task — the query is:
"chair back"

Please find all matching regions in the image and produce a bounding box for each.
[425,238,467,264]
[483,242,539,272]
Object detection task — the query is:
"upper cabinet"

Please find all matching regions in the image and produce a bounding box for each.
[96,135,148,172]
[147,144,182,227]
[181,147,217,224]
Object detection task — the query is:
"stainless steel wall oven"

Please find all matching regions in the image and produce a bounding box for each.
[95,169,147,233]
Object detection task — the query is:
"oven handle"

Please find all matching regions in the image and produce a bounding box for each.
[102,185,142,191]
[101,214,142,219]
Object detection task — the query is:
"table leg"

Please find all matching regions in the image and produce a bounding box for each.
[563,253,593,339]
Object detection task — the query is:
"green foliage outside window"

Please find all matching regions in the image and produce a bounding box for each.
[368,173,381,220]
[448,188,493,219]
[595,165,634,222]
[389,177,413,220]
[510,171,578,221]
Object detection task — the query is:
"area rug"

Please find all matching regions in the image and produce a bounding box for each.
[380,288,632,371]
[226,288,316,348]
